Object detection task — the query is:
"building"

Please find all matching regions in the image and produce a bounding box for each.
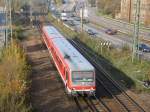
[120,0,150,26]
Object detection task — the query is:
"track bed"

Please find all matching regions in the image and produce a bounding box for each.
[21,29,78,112]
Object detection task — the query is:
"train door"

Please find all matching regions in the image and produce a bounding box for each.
[65,69,72,94]
[65,70,69,86]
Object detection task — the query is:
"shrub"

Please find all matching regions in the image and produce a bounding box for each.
[97,0,121,17]
[0,40,31,112]
[13,26,25,40]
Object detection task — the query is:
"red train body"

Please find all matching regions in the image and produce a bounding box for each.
[42,26,95,95]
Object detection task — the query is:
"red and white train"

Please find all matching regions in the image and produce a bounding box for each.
[42,25,95,95]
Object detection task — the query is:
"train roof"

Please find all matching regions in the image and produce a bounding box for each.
[43,26,94,72]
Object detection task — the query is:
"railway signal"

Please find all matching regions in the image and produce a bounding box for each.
[98,41,111,54]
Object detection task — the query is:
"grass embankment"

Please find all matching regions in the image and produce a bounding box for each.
[96,11,113,18]
[0,40,31,112]
[48,13,150,92]
[96,11,150,31]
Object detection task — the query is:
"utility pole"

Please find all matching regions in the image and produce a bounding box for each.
[132,0,141,62]
[4,0,8,46]
[80,7,83,32]
[5,0,10,46]
[128,0,132,23]
[30,0,33,25]
[4,0,12,45]
[9,0,12,41]
[47,0,51,13]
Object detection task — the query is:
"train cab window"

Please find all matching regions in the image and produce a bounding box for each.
[56,56,62,67]
[72,72,94,85]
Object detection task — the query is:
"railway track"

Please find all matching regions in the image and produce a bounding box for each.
[69,39,146,112]
[37,16,145,111]
[37,19,112,112]
[37,19,110,112]
[73,94,110,112]
[89,95,111,112]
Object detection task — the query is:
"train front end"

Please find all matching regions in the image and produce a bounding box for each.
[70,71,95,96]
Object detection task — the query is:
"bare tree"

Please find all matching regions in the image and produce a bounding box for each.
[97,0,121,17]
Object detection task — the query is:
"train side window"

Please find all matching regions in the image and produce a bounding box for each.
[51,47,53,51]
[56,55,62,67]
[66,70,69,81]
[56,56,60,64]
[51,47,54,53]
[63,66,65,75]
[59,60,62,66]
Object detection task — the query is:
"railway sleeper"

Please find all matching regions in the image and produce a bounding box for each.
[116,95,140,111]
[88,98,105,112]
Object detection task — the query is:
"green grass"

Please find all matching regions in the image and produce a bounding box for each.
[54,0,63,6]
[13,26,25,40]
[96,11,113,18]
[48,13,150,92]
[96,11,150,32]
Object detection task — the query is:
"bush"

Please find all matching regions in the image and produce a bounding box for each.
[0,41,31,112]
[0,94,30,112]
[13,26,25,40]
[97,0,121,17]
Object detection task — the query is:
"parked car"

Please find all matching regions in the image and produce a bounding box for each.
[138,43,150,52]
[54,11,60,18]
[61,12,68,21]
[61,16,68,21]
[105,29,117,35]
[86,29,96,37]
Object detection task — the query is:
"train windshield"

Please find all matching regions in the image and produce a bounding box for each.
[72,72,94,84]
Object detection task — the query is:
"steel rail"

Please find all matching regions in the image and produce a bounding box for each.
[70,39,145,112]
[69,39,129,112]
